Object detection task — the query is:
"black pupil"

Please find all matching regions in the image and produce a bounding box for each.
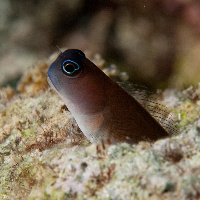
[65,63,76,73]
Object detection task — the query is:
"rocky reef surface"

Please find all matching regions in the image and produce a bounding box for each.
[1,50,200,200]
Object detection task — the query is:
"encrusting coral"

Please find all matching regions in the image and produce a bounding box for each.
[1,49,200,200]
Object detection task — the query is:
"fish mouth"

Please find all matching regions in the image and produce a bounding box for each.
[47,76,58,92]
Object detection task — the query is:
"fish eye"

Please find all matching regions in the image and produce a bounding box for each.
[62,60,81,76]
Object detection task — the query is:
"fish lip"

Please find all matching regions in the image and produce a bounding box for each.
[47,75,59,92]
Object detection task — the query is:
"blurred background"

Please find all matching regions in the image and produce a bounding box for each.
[1,0,200,90]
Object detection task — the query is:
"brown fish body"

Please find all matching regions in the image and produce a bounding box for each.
[91,76,169,143]
[47,49,169,144]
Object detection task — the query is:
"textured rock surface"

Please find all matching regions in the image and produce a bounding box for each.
[1,50,200,200]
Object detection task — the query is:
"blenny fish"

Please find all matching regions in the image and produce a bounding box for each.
[47,49,172,144]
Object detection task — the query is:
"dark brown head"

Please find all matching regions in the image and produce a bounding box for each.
[47,49,107,114]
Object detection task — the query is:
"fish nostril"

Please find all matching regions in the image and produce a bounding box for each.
[75,49,85,57]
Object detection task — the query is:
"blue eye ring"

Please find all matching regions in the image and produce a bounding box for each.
[62,60,80,76]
